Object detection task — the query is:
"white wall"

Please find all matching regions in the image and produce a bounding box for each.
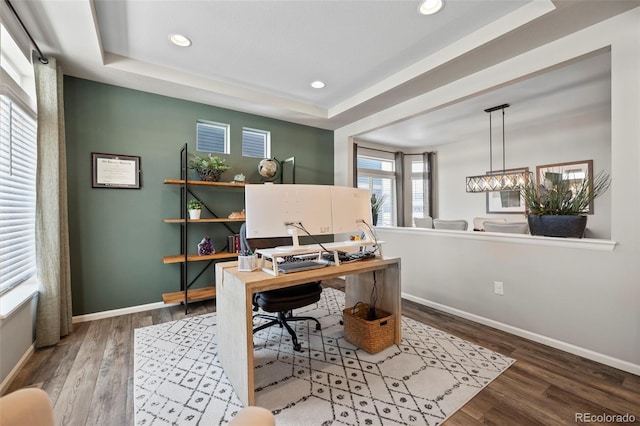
[0,296,37,393]
[376,228,637,373]
[334,9,640,372]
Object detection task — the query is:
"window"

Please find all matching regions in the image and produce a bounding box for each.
[356,151,397,226]
[1,24,37,296]
[242,127,270,158]
[0,95,37,295]
[196,120,230,154]
[410,155,432,220]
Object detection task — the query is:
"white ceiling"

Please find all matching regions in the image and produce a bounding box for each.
[6,0,640,135]
[357,49,612,148]
[94,0,527,109]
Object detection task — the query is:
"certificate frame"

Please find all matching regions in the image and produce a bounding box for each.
[91,152,141,189]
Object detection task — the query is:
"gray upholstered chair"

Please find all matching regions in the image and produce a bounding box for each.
[433,219,468,231]
[472,217,506,231]
[414,216,433,228]
[483,221,529,234]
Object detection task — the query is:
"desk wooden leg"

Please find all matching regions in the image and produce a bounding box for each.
[344,262,402,344]
[216,265,255,406]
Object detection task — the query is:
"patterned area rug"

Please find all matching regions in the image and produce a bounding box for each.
[134,288,514,425]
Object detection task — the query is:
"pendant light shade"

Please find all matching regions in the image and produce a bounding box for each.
[465,104,531,193]
[465,171,530,192]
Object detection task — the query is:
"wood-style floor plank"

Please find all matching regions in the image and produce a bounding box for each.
[53,317,113,426]
[12,321,91,404]
[85,315,132,426]
[4,280,639,426]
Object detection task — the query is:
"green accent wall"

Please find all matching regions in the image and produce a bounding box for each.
[64,77,334,315]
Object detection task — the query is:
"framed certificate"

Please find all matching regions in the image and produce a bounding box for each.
[91,152,141,189]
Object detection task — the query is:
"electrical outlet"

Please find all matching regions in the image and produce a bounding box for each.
[494,281,504,296]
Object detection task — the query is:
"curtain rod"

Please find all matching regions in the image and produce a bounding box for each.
[358,145,434,156]
[4,0,49,64]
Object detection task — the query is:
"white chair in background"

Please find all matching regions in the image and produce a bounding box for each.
[483,221,530,234]
[414,216,433,228]
[433,219,469,231]
[472,217,506,231]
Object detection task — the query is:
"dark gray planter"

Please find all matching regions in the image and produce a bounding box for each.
[527,214,588,238]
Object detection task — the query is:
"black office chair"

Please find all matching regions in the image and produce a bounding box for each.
[252,282,323,352]
[240,224,323,352]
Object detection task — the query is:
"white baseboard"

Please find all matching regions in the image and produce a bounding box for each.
[402,292,640,376]
[0,343,35,396]
[72,301,179,324]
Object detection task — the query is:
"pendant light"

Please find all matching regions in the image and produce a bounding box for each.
[465,104,531,192]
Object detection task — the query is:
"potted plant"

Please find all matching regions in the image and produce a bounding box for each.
[189,153,231,182]
[370,193,387,226]
[187,199,205,220]
[520,170,611,238]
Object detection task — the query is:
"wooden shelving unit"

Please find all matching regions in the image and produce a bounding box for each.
[164,179,245,188]
[163,218,245,224]
[162,251,238,264]
[162,144,245,313]
[162,286,217,304]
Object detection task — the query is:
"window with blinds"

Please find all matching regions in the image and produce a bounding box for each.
[0,95,37,295]
[242,127,270,158]
[411,158,430,219]
[356,152,397,226]
[196,120,230,154]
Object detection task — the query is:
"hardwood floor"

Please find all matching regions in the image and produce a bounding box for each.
[6,280,639,425]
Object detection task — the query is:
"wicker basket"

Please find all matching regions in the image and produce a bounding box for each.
[343,303,395,354]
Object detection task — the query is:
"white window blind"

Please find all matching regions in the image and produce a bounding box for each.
[0,95,37,295]
[356,153,397,226]
[196,120,230,154]
[242,127,270,158]
[411,159,427,219]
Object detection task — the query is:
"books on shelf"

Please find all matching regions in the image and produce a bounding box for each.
[227,234,240,253]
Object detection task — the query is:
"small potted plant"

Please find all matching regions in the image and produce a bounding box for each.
[189,153,231,182]
[521,170,610,238]
[187,199,205,220]
[370,193,387,226]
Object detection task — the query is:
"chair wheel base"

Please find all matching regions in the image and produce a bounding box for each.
[315,324,321,330]
[293,343,302,352]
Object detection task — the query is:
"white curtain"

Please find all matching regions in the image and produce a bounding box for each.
[33,54,72,347]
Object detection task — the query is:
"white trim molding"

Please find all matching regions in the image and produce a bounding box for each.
[72,301,179,324]
[403,293,640,376]
[0,343,35,395]
[376,226,617,251]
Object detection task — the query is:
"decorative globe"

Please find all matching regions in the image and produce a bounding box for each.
[258,158,279,180]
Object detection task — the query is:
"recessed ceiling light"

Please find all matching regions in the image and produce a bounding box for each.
[169,34,192,47]
[310,81,326,89]
[418,0,443,15]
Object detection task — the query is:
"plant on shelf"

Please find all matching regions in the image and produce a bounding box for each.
[520,170,611,238]
[187,199,204,210]
[187,199,205,220]
[189,153,232,182]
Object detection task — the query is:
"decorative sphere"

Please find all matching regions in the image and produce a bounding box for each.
[258,158,279,179]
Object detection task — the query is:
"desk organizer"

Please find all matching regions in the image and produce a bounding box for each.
[343,303,394,354]
[238,254,259,272]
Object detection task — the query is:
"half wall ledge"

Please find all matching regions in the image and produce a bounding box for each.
[375,226,617,252]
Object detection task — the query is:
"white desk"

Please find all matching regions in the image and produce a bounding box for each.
[215,256,401,406]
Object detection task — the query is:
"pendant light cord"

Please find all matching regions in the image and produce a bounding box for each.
[488,111,493,173]
[502,108,506,173]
